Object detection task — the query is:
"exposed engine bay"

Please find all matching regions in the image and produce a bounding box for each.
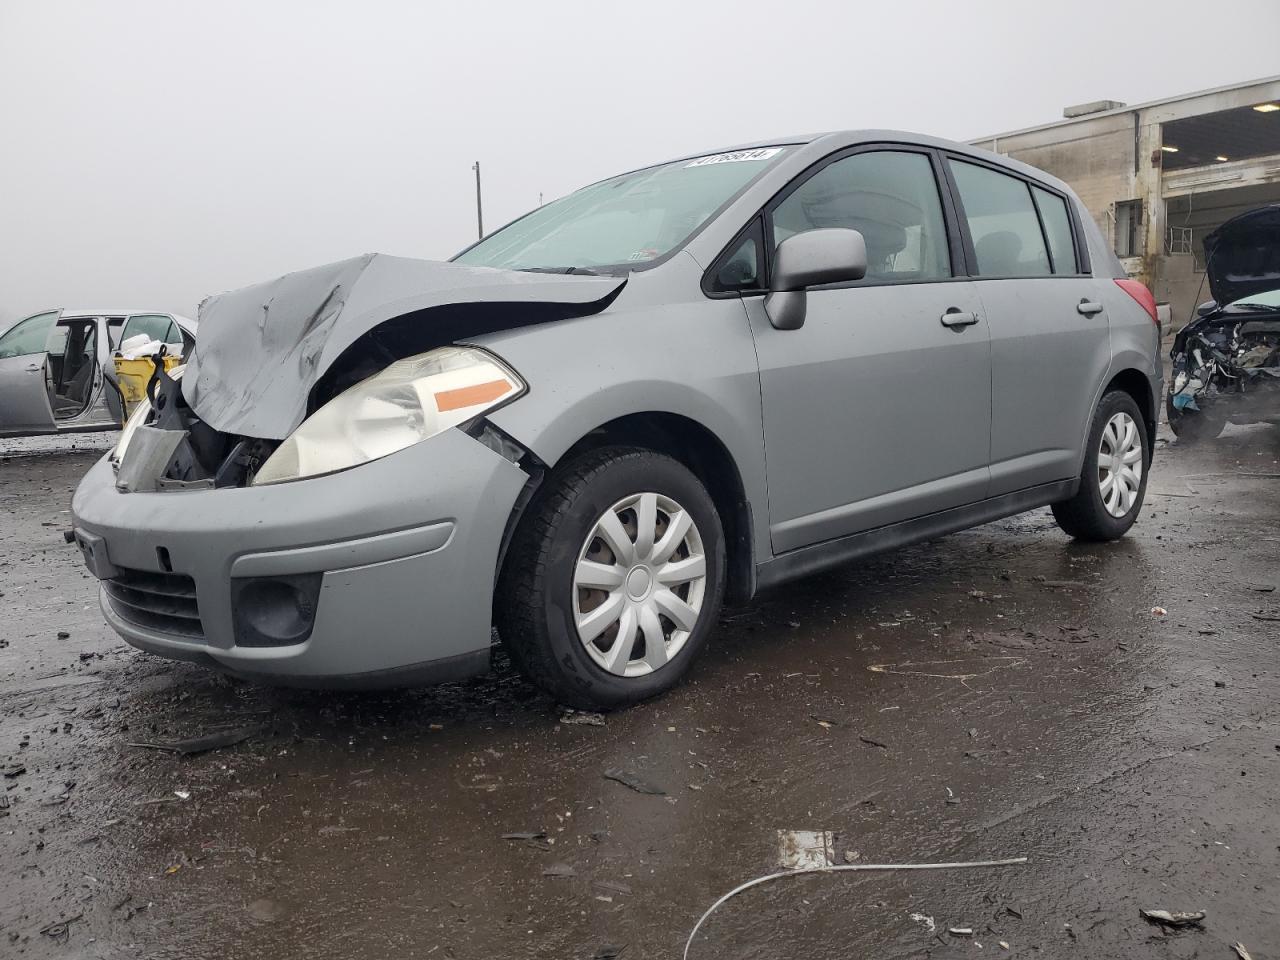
[1168,204,1280,436]
[112,361,279,492]
[1170,315,1280,423]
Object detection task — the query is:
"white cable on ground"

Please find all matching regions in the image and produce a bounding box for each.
[684,857,1029,959]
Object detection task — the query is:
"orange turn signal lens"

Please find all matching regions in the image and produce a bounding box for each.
[434,378,512,413]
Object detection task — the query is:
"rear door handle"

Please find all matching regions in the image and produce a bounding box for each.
[1077,299,1104,316]
[940,309,979,329]
[25,363,41,372]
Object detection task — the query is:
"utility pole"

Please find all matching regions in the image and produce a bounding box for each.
[472,161,484,239]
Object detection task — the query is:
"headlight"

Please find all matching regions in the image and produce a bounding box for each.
[111,364,185,464]
[252,346,525,485]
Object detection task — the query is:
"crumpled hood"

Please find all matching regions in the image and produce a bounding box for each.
[1203,204,1280,307]
[183,254,625,439]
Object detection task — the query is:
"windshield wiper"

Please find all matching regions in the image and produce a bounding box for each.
[518,266,602,276]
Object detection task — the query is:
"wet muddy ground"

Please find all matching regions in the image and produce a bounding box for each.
[2,422,1278,959]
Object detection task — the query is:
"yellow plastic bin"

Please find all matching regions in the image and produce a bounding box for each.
[113,355,182,422]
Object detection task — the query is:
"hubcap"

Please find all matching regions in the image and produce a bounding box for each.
[572,491,707,678]
[1097,411,1144,518]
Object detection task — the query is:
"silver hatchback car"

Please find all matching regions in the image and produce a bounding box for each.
[71,131,1162,708]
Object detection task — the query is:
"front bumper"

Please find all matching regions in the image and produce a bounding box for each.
[70,428,528,686]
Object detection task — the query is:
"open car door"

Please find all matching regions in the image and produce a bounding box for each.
[0,311,59,435]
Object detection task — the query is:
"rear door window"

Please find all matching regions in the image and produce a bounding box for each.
[122,314,179,345]
[771,150,952,283]
[948,160,1052,277]
[1031,186,1078,274]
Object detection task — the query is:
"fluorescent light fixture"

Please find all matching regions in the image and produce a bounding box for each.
[1161,145,1179,153]
[1216,155,1230,162]
[1253,103,1280,112]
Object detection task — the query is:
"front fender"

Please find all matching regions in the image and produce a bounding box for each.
[479,296,771,562]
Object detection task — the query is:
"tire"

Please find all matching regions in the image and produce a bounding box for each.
[1052,390,1150,542]
[496,446,726,710]
[1166,391,1224,441]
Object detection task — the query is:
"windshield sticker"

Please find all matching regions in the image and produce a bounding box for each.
[685,147,782,168]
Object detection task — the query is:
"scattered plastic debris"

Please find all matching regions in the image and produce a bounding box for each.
[603,768,666,795]
[683,856,1028,959]
[776,830,833,869]
[1140,908,1205,927]
[1233,942,1254,960]
[559,709,606,727]
[542,863,577,878]
[909,912,936,933]
[127,726,262,756]
[868,657,1023,681]
[1151,607,1168,617]
[949,926,974,936]
[39,913,83,944]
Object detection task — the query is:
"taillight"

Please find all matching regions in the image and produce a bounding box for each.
[1115,278,1160,331]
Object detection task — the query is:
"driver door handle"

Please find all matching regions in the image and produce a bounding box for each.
[1077,299,1104,316]
[940,309,979,329]
[25,363,41,372]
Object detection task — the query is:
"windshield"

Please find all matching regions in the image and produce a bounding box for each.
[1228,287,1280,309]
[454,147,790,273]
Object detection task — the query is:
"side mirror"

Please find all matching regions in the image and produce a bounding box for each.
[765,228,867,330]
[1195,300,1218,317]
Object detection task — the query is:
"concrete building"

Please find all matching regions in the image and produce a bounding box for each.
[972,76,1280,328]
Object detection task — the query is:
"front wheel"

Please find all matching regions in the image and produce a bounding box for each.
[496,447,726,710]
[1052,391,1150,541]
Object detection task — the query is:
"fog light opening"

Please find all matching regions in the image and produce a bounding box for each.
[231,574,322,648]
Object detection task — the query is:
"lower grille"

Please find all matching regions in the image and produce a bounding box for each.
[103,567,204,641]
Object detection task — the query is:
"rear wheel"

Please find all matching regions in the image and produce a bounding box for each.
[497,447,726,709]
[1052,390,1150,541]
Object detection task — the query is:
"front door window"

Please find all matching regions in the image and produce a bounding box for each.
[770,150,952,283]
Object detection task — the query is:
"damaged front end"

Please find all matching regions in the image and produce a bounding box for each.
[1168,313,1280,437]
[1168,204,1280,439]
[110,254,625,492]
[112,361,278,492]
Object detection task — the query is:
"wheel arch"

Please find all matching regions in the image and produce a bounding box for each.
[1102,366,1158,450]
[498,410,756,604]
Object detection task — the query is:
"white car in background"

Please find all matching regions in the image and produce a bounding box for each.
[0,309,196,437]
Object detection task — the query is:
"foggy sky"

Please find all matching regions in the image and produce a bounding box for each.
[3,0,1278,328]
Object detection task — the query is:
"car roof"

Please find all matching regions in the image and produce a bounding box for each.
[618,129,1075,197]
[56,309,197,331]
[62,308,181,318]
